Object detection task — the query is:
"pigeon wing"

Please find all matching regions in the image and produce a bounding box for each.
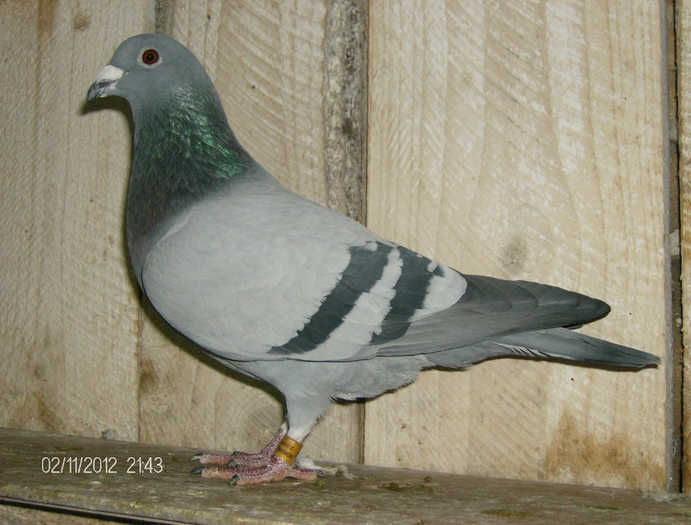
[141,177,619,364]
[140,179,462,362]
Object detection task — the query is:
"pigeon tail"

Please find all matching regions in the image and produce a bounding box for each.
[426,327,659,369]
[492,328,660,368]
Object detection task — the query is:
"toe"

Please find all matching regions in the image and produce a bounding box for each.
[189,452,237,466]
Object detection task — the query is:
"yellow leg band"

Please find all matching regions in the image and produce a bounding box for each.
[273,435,303,464]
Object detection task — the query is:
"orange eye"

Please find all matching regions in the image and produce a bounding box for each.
[142,49,159,65]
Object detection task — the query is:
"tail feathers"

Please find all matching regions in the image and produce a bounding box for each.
[426,328,659,369]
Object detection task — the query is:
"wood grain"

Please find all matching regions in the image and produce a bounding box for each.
[365,0,669,490]
[4,428,691,525]
[678,0,691,494]
[0,0,678,491]
[323,0,369,222]
[137,0,362,464]
[0,1,151,441]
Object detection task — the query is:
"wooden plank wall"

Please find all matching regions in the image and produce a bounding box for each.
[678,0,691,494]
[0,1,150,442]
[0,0,679,492]
[365,0,670,491]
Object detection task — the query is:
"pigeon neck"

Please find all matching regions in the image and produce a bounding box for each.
[132,86,252,181]
[126,86,254,278]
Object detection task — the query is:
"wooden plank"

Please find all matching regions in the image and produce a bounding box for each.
[0,505,119,525]
[677,0,691,494]
[2,428,690,525]
[137,0,362,464]
[323,0,369,222]
[0,1,152,441]
[365,0,669,490]
[664,0,683,493]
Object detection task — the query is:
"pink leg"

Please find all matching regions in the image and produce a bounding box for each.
[190,427,286,468]
[197,456,318,486]
[190,425,320,485]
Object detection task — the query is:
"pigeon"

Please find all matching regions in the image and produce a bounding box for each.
[87,34,659,485]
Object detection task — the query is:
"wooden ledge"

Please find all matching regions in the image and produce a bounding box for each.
[0,428,689,525]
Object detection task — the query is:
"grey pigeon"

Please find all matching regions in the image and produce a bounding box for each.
[87,34,659,485]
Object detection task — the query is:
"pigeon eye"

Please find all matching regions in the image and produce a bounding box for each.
[142,49,159,65]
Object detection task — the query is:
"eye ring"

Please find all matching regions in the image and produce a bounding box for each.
[142,49,159,65]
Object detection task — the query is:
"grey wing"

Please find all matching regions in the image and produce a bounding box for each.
[140,194,376,361]
[374,274,611,357]
[374,273,658,368]
[258,240,625,364]
[269,243,466,360]
[140,186,462,362]
[140,181,639,365]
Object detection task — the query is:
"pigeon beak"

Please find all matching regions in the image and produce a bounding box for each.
[87,65,125,101]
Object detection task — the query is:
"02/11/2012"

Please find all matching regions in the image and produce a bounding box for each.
[41,456,164,474]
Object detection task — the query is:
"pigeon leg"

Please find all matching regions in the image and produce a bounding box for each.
[190,430,318,485]
[191,396,328,484]
[190,423,287,468]
[197,455,318,485]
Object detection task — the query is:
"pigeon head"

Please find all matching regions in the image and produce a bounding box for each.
[87,34,214,112]
[86,34,246,165]
[86,33,254,169]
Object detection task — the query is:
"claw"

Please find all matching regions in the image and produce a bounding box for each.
[189,466,205,476]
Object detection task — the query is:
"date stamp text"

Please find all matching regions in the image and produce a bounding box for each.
[41,456,164,474]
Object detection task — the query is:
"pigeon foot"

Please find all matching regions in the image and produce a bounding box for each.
[192,456,318,485]
[190,427,286,468]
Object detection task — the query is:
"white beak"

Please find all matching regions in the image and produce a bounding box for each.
[87,65,125,101]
